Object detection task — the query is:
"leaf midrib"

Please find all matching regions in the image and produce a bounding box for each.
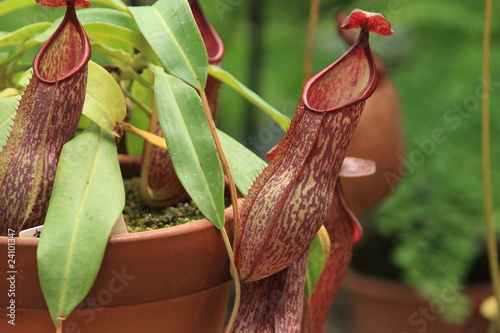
[151,7,202,90]
[161,74,221,226]
[57,129,103,316]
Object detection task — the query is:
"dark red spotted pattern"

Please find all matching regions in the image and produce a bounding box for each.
[231,9,392,333]
[235,20,378,283]
[0,4,90,234]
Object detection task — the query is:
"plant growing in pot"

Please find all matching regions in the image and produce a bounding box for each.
[0,0,395,332]
[0,1,242,331]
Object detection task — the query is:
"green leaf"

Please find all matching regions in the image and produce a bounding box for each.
[38,8,154,59]
[0,96,17,154]
[304,232,328,299]
[77,8,139,33]
[37,123,125,324]
[0,0,37,16]
[129,0,208,90]
[208,65,291,131]
[21,9,153,60]
[0,88,19,98]
[0,22,51,48]
[83,61,127,137]
[152,65,225,229]
[91,42,133,63]
[85,23,154,59]
[90,0,128,11]
[217,129,267,196]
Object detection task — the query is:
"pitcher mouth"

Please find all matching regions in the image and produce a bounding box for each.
[302,29,377,113]
[33,4,91,84]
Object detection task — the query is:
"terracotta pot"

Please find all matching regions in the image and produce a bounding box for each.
[342,269,492,333]
[0,208,235,332]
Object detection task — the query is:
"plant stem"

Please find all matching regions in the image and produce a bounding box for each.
[122,122,167,150]
[303,0,321,83]
[127,68,154,90]
[56,317,63,333]
[220,226,241,333]
[121,87,152,117]
[481,0,500,329]
[199,89,241,332]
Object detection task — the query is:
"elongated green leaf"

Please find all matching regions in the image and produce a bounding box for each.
[79,9,141,56]
[0,22,51,48]
[130,0,208,90]
[78,8,139,31]
[37,8,140,37]
[85,23,154,59]
[91,42,132,63]
[83,61,126,137]
[0,8,139,80]
[0,88,19,98]
[0,96,17,153]
[2,30,53,55]
[37,123,125,324]
[0,0,37,16]
[37,9,153,59]
[8,9,152,62]
[208,65,291,131]
[90,0,128,11]
[217,129,267,196]
[153,65,225,229]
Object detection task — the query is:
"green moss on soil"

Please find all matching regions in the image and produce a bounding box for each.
[123,178,204,233]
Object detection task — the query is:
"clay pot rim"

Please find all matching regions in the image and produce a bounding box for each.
[1,206,236,246]
[0,206,237,321]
